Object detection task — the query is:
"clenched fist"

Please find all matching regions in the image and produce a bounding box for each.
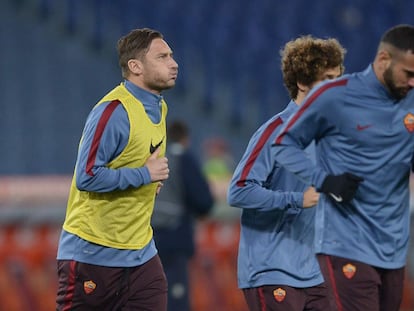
[145,147,169,182]
[303,187,320,208]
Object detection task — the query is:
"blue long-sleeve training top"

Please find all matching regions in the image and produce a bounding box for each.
[273,65,414,269]
[227,101,323,289]
[57,80,164,267]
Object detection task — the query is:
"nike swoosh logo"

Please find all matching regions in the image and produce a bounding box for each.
[149,138,164,154]
[329,193,343,202]
[356,124,372,131]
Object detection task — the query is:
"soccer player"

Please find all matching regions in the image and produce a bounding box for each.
[55,28,178,310]
[227,35,346,311]
[273,24,414,311]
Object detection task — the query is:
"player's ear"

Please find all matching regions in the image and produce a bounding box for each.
[376,49,392,70]
[128,59,143,75]
[297,82,309,94]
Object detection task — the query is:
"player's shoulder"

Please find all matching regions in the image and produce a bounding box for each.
[307,76,350,105]
[317,75,350,93]
[256,111,286,134]
[246,113,286,147]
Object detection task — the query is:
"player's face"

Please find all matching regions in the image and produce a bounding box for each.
[141,38,179,94]
[310,66,342,89]
[383,52,414,100]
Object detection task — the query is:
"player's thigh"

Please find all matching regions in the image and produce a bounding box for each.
[379,267,404,311]
[124,254,168,311]
[319,254,381,311]
[56,260,129,311]
[243,285,306,311]
[304,283,330,311]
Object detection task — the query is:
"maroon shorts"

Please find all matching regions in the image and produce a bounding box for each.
[56,255,167,311]
[242,283,329,311]
[317,254,405,311]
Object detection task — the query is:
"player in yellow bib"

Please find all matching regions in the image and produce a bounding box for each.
[56,28,178,311]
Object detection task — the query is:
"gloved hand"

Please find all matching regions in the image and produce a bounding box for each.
[320,173,364,203]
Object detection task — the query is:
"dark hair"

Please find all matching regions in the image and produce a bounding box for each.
[280,35,346,100]
[117,28,163,78]
[167,120,189,143]
[381,24,414,52]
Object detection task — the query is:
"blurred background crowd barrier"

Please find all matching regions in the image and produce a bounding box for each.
[1,0,414,310]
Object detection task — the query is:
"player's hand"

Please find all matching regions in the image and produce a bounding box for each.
[320,172,364,203]
[145,148,169,182]
[303,186,320,208]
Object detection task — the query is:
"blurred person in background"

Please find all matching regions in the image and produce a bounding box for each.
[56,28,178,311]
[273,24,414,311]
[202,137,234,199]
[227,36,346,311]
[152,119,214,311]
[202,137,238,220]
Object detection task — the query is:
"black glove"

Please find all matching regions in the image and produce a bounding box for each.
[320,173,364,203]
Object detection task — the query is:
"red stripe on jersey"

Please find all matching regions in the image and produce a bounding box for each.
[236,117,283,187]
[62,260,77,311]
[86,100,121,176]
[275,79,348,145]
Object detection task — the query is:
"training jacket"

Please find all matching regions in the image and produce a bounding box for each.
[273,65,414,269]
[227,101,323,289]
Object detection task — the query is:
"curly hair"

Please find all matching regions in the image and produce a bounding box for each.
[280,35,346,100]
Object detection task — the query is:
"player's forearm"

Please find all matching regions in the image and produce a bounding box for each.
[227,179,303,211]
[76,166,151,192]
[272,144,326,189]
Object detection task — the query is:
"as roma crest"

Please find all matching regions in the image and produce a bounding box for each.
[404,113,414,133]
[84,280,97,294]
[342,263,356,279]
[273,287,286,302]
